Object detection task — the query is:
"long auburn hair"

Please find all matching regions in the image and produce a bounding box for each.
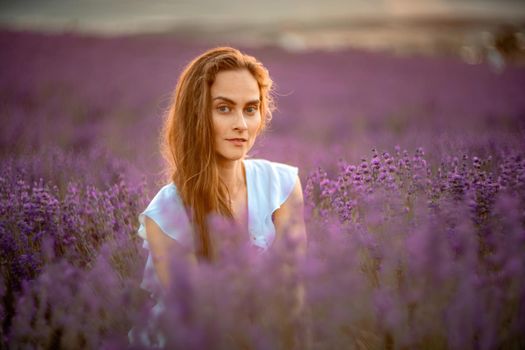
[161,47,276,263]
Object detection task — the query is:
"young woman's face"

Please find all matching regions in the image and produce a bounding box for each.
[210,69,262,163]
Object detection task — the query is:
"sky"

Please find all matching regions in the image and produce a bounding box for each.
[1,0,524,35]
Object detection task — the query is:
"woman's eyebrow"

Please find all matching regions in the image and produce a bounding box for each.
[212,96,260,105]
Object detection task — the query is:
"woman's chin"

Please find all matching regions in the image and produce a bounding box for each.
[216,152,246,163]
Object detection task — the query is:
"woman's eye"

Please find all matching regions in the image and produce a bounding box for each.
[217,106,230,113]
[246,106,258,114]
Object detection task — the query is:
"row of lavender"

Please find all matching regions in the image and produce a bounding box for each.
[1,142,524,349]
[0,147,148,347]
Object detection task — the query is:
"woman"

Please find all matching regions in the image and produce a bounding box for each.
[129,46,307,348]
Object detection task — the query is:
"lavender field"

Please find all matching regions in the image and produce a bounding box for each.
[1,29,525,349]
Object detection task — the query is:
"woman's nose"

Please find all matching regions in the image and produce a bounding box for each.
[233,111,248,130]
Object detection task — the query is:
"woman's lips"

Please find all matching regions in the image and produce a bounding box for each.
[226,138,247,146]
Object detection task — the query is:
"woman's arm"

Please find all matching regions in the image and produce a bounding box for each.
[145,216,198,291]
[273,175,307,320]
[273,175,307,255]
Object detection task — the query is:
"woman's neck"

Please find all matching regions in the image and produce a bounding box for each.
[217,158,245,198]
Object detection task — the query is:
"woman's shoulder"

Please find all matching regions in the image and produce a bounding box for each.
[138,182,193,248]
[150,182,179,201]
[245,158,299,210]
[142,182,186,217]
[244,158,298,177]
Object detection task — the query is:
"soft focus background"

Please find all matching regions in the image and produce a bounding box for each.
[1,1,525,349]
[2,0,525,192]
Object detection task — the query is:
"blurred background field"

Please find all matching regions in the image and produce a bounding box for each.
[2,0,525,193]
[1,1,525,349]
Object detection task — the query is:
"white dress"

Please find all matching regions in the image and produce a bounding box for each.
[128,158,299,347]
